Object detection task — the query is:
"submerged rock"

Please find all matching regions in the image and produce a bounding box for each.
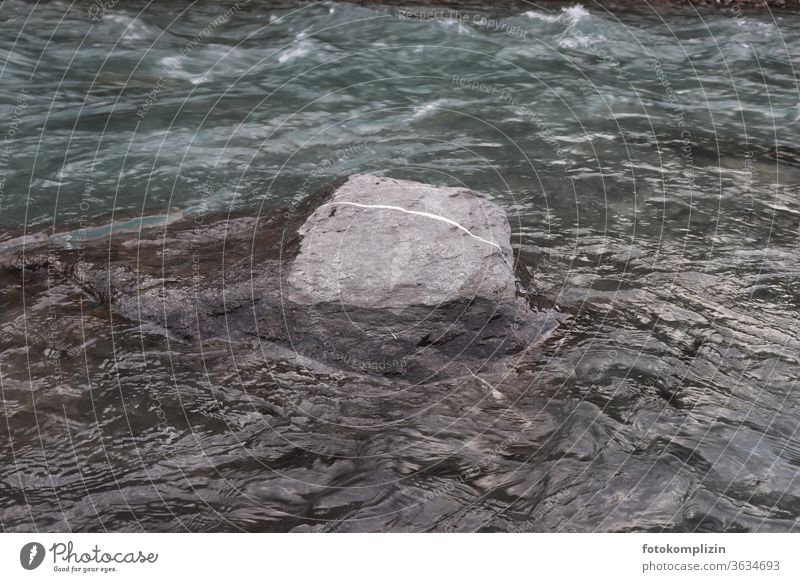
[0,174,560,383]
[284,174,558,380]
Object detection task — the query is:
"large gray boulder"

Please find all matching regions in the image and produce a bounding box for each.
[287,174,517,309]
[279,174,558,382]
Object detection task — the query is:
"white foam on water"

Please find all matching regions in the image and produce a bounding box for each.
[439,19,474,36]
[105,13,154,41]
[562,4,591,24]
[558,33,607,50]
[278,31,312,64]
[278,43,310,64]
[156,55,211,83]
[410,98,447,119]
[524,4,590,25]
[157,55,182,70]
[523,10,563,23]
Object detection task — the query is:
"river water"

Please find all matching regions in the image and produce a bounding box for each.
[1,0,800,532]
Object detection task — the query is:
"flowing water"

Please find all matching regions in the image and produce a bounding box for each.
[2,0,800,532]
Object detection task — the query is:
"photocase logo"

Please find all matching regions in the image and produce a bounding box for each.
[20,542,46,570]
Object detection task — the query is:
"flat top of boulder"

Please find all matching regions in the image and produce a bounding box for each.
[287,174,519,310]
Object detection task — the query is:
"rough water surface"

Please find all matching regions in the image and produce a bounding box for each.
[1,0,800,532]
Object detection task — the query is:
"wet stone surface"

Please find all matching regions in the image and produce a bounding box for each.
[0,175,560,383]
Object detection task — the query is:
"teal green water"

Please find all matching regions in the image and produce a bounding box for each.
[2,1,799,228]
[2,1,800,532]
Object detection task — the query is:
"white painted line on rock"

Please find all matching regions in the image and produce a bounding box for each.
[323,201,503,252]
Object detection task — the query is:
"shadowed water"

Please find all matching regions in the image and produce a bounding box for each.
[1,0,800,532]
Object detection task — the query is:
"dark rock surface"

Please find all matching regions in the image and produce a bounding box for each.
[0,175,561,383]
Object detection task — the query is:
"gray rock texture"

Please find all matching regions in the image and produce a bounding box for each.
[288,174,517,310]
[281,174,558,381]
